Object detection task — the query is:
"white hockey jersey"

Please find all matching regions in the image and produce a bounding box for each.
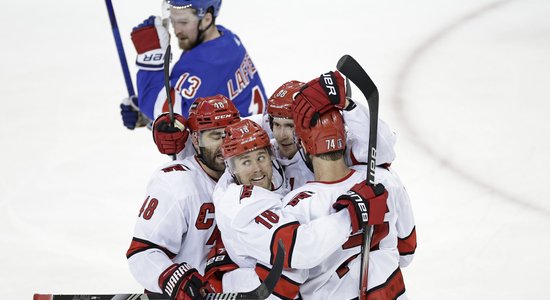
[213,168,354,299]
[282,166,415,300]
[126,156,218,293]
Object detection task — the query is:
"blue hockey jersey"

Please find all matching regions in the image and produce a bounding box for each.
[136,25,267,119]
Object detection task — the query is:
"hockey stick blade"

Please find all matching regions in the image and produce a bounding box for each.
[34,240,285,300]
[336,54,380,300]
[336,54,378,185]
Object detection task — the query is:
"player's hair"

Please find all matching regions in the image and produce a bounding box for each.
[315,149,345,161]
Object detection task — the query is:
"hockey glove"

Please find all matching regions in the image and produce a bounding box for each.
[131,16,170,71]
[333,182,388,233]
[293,70,347,128]
[159,262,216,300]
[153,113,189,155]
[120,96,151,130]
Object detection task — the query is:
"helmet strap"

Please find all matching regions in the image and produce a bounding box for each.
[193,11,215,48]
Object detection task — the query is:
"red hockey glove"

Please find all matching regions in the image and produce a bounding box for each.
[293,70,347,128]
[159,263,216,300]
[131,16,170,71]
[204,234,238,292]
[153,113,189,155]
[333,182,388,233]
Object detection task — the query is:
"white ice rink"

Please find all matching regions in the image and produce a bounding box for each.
[1,0,549,299]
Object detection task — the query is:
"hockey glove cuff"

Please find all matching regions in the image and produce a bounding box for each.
[159,263,216,300]
[293,71,347,128]
[153,113,189,155]
[333,182,388,232]
[131,16,170,71]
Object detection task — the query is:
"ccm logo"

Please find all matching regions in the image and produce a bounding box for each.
[321,73,337,96]
[215,114,231,120]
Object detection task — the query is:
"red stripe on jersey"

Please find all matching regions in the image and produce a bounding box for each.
[270,222,299,268]
[398,226,417,256]
[256,264,300,300]
[367,267,406,300]
[342,232,362,249]
[126,237,176,259]
[336,253,359,278]
[162,88,177,114]
[371,222,390,251]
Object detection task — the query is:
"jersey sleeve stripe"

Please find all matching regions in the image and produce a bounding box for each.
[126,237,177,259]
[255,263,300,300]
[270,221,300,268]
[398,226,417,256]
[367,267,406,300]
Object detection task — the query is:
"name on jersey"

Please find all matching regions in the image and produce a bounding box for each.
[227,53,258,100]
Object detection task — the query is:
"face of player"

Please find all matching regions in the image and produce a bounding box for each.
[232,148,273,190]
[197,128,226,172]
[170,8,200,50]
[272,117,298,159]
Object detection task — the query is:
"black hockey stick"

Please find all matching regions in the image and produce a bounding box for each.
[336,54,383,300]
[163,44,177,160]
[34,240,285,300]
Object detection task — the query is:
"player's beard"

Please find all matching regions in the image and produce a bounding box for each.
[199,146,225,173]
[178,36,196,51]
[177,27,203,51]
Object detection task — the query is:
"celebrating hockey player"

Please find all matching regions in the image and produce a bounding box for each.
[264,77,398,190]
[121,0,268,130]
[211,119,390,299]
[126,95,241,299]
[264,80,314,190]
[282,71,417,299]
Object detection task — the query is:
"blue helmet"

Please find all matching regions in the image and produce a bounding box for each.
[166,0,222,18]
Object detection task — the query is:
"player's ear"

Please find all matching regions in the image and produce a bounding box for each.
[200,12,213,30]
[191,131,201,152]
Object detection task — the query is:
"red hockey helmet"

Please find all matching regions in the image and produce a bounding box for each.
[187,95,240,132]
[221,119,271,159]
[267,80,304,119]
[295,108,346,155]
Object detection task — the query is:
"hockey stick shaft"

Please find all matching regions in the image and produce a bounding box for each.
[104,0,135,97]
[34,240,285,300]
[163,45,176,160]
[336,54,380,300]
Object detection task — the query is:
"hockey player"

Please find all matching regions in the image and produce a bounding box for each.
[121,0,267,130]
[126,95,241,299]
[211,119,389,299]
[264,78,397,190]
[264,80,314,190]
[283,71,416,299]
